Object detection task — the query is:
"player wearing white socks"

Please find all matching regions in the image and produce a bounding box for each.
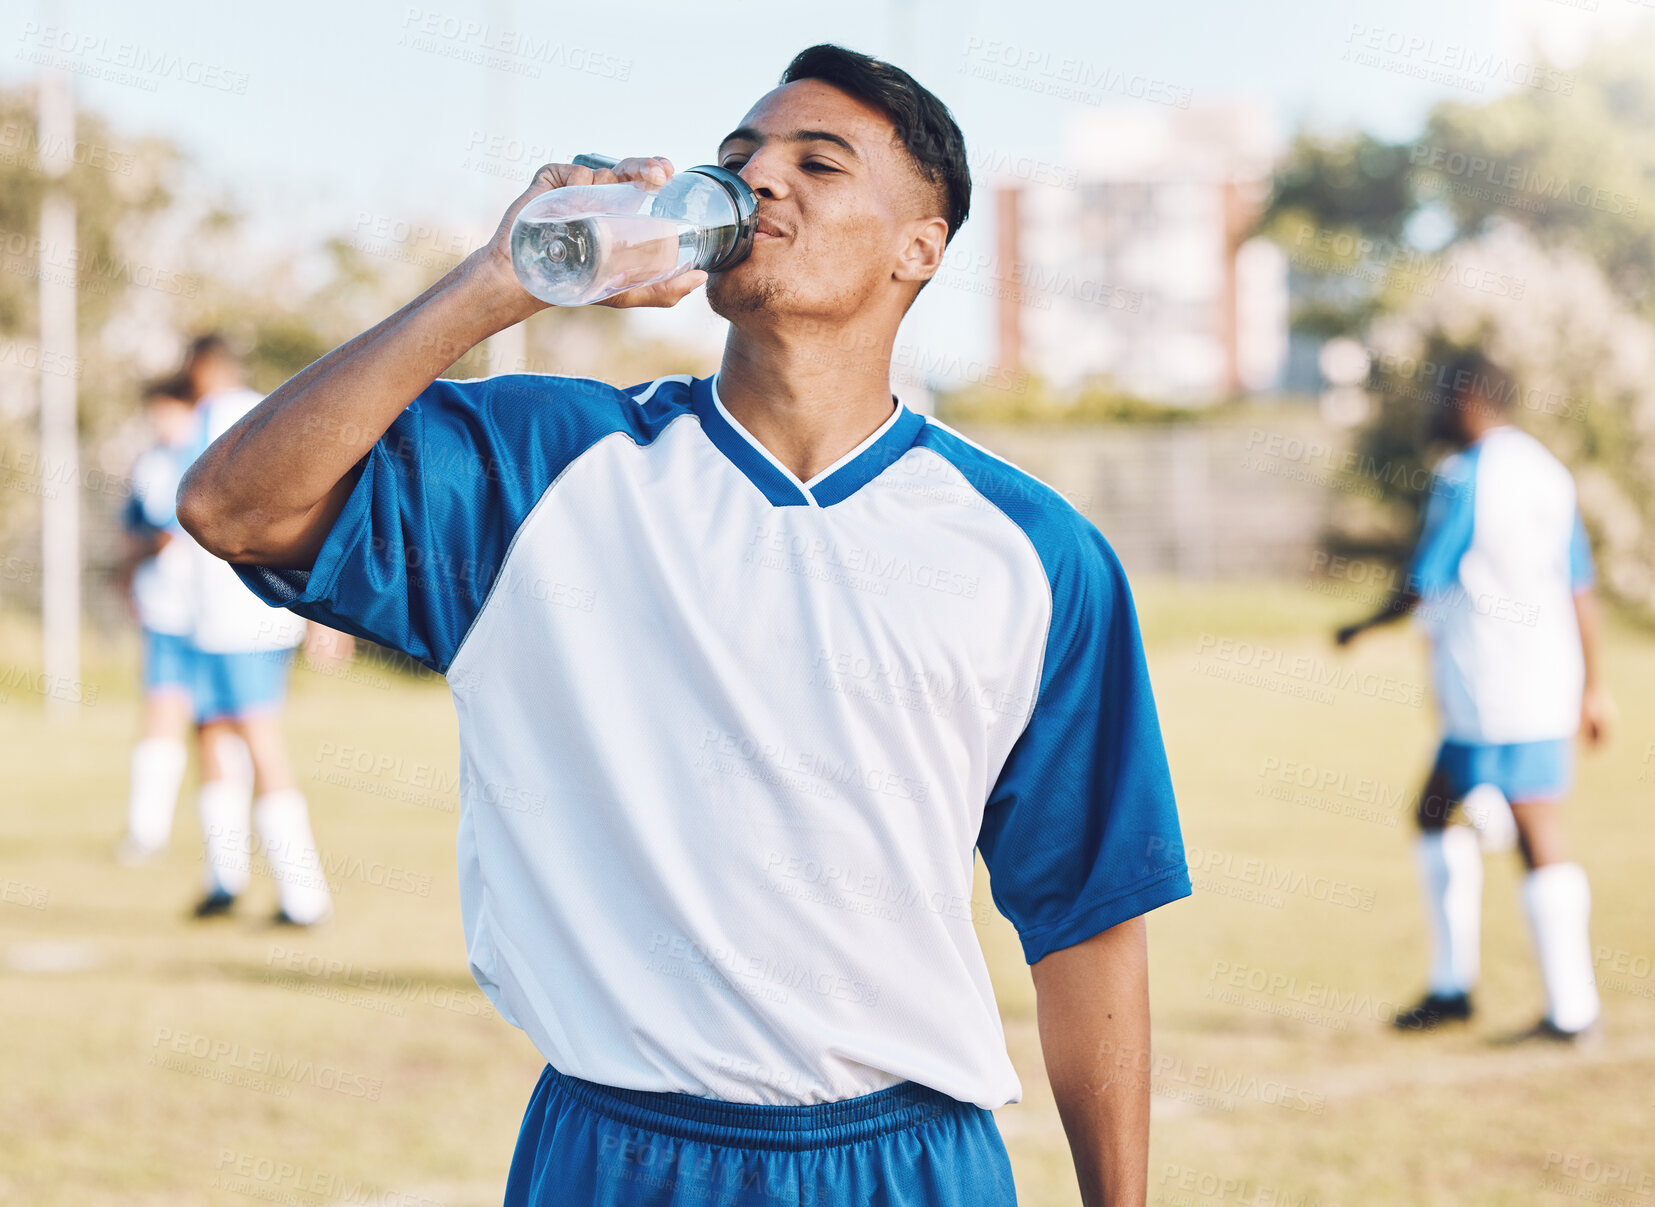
[184,336,332,927]
[1338,351,1609,1042]
[116,377,204,865]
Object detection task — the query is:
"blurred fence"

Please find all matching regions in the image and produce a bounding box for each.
[0,409,1350,634]
[955,410,1344,577]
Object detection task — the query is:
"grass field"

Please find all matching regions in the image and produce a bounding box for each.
[2,581,1652,1206]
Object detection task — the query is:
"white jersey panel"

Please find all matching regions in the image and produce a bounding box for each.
[128,443,197,636]
[232,372,1193,1110]
[449,421,1047,1106]
[1425,427,1584,743]
[191,388,306,653]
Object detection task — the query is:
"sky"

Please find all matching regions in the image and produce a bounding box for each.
[2,0,1639,385]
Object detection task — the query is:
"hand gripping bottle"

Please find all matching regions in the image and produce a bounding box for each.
[510,152,757,306]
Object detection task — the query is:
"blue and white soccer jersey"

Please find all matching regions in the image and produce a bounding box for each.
[188,388,307,720]
[1411,426,1593,801]
[234,373,1190,1125]
[125,441,198,694]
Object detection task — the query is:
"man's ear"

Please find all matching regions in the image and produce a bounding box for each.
[894,216,949,285]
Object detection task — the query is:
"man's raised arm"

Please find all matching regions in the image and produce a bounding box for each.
[176,156,700,570]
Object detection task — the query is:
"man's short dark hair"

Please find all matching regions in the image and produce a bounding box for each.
[780,44,971,246]
[1441,350,1515,412]
[143,373,193,404]
[186,331,239,368]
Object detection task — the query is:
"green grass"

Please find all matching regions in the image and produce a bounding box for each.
[1,583,1652,1206]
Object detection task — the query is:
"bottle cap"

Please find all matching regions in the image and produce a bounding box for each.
[684,165,757,271]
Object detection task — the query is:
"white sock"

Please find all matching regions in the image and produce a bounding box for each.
[255,790,332,923]
[198,778,253,896]
[1522,862,1600,1032]
[1462,783,1518,854]
[126,737,187,851]
[1417,827,1482,995]
[217,733,255,793]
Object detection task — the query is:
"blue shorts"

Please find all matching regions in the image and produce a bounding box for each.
[504,1065,1017,1206]
[193,648,294,723]
[141,629,196,694]
[1434,738,1573,803]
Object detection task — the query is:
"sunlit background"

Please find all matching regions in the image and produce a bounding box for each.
[2,1,1653,1204]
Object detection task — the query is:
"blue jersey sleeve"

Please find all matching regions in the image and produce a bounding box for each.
[977,520,1192,965]
[232,374,644,673]
[1408,450,1478,596]
[1569,509,1595,591]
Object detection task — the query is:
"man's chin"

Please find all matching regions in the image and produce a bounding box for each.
[707,270,787,318]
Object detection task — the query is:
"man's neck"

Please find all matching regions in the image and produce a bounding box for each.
[716,325,898,482]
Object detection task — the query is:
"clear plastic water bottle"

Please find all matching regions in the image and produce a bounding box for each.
[510,154,757,306]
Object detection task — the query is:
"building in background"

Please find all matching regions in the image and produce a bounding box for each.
[998,102,1289,405]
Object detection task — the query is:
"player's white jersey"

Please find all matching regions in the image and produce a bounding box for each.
[236,372,1191,1108]
[125,442,196,636]
[190,387,306,655]
[1411,425,1593,744]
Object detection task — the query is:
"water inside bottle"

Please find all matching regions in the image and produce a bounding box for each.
[511,212,701,306]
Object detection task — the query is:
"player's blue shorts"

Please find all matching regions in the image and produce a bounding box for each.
[504,1065,1017,1206]
[141,629,196,694]
[1434,738,1573,803]
[193,648,294,723]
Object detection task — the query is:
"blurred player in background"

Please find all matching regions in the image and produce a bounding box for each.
[183,335,334,927]
[114,375,233,864]
[1337,352,1610,1042]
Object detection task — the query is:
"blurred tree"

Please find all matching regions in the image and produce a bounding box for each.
[0,83,180,599]
[1259,24,1655,616]
[0,80,710,623]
